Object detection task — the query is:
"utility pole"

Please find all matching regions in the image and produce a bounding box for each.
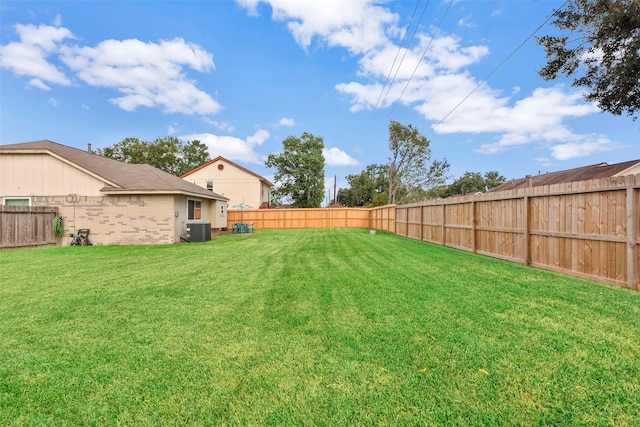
[333,175,337,205]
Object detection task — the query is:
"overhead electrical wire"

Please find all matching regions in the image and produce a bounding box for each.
[361,0,426,149]
[371,0,422,114]
[346,0,569,189]
[356,0,431,167]
[428,0,570,134]
[386,0,454,122]
[377,0,431,112]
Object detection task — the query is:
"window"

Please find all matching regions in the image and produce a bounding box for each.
[188,199,202,220]
[206,181,214,191]
[4,198,30,206]
[220,204,225,216]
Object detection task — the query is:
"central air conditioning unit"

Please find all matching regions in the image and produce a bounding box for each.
[186,222,211,242]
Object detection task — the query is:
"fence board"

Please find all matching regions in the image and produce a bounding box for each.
[388,174,639,290]
[1,206,59,248]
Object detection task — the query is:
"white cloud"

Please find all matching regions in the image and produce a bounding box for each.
[426,35,489,71]
[28,77,51,90]
[358,43,435,81]
[0,21,221,115]
[477,128,618,161]
[277,117,295,127]
[204,119,235,132]
[323,147,359,166]
[179,129,269,164]
[236,0,261,16]
[535,157,552,168]
[0,23,73,87]
[48,98,59,107]
[247,129,269,145]
[60,37,220,114]
[457,16,475,29]
[550,136,618,160]
[237,0,398,54]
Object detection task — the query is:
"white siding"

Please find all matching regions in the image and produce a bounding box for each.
[183,159,265,208]
[1,153,106,197]
[613,162,640,177]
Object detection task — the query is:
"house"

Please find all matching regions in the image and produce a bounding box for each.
[489,159,640,193]
[181,156,274,209]
[0,140,229,245]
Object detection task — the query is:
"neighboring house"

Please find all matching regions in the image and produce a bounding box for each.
[0,140,229,245]
[181,156,274,209]
[489,159,640,193]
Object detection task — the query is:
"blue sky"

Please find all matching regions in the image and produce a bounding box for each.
[1,0,638,196]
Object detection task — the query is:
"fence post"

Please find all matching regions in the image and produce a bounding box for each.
[405,207,409,237]
[471,200,476,253]
[391,205,395,234]
[420,205,424,242]
[441,203,446,246]
[524,192,531,266]
[627,175,638,290]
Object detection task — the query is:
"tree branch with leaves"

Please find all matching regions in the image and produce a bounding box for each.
[265,132,325,208]
[387,120,449,204]
[537,0,640,119]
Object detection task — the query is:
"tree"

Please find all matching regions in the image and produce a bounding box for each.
[387,120,449,204]
[337,164,387,207]
[537,0,640,119]
[426,171,506,198]
[483,170,507,190]
[96,136,210,176]
[265,132,325,208]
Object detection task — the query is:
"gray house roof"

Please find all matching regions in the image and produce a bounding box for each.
[0,140,229,201]
[489,159,640,193]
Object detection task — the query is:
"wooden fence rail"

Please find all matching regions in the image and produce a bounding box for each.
[227,207,370,230]
[394,174,640,290]
[0,206,59,249]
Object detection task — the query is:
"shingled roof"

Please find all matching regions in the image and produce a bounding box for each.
[489,159,640,193]
[0,140,229,201]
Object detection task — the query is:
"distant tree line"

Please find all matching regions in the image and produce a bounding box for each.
[97,124,504,209]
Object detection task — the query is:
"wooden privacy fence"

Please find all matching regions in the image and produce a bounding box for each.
[224,174,639,290]
[394,174,640,290]
[0,206,59,249]
[370,204,396,233]
[227,207,370,230]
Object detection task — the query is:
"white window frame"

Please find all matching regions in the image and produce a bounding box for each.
[3,197,31,206]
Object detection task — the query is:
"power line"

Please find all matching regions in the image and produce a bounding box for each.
[377,0,431,111]
[428,0,569,134]
[371,0,422,114]
[362,0,426,144]
[347,0,569,187]
[386,0,454,122]
[355,0,428,178]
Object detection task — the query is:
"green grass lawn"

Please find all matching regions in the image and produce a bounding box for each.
[1,228,639,426]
